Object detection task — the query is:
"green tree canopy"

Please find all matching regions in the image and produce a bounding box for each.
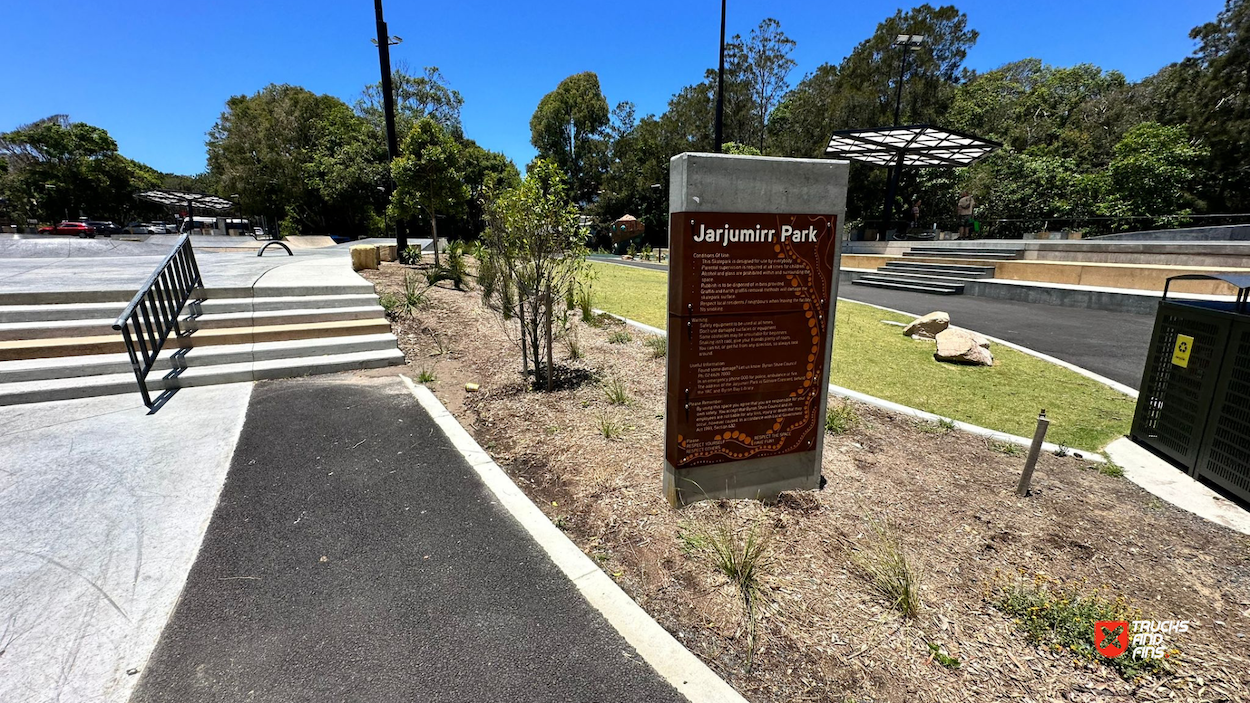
[357,64,465,139]
[207,84,385,236]
[390,116,467,262]
[0,115,160,224]
[529,72,610,204]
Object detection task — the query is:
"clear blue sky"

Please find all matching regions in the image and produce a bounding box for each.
[0,0,1224,176]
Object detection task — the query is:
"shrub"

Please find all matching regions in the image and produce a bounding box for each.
[825,402,859,434]
[682,521,771,670]
[596,411,624,439]
[400,245,423,265]
[608,330,631,344]
[416,366,436,383]
[381,272,429,319]
[443,241,469,289]
[602,376,629,405]
[990,572,1168,679]
[853,522,922,619]
[644,335,667,358]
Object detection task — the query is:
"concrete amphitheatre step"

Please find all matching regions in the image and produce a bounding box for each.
[0,280,405,405]
[881,261,996,277]
[850,278,963,295]
[904,247,1022,260]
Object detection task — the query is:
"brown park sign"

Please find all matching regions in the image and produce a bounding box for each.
[665,212,838,470]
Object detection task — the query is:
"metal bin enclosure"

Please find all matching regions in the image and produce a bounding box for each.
[1131,274,1250,505]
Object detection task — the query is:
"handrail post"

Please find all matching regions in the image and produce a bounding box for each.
[112,233,203,408]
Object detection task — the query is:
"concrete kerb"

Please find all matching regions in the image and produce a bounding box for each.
[1103,437,1250,536]
[827,383,1104,462]
[398,375,749,703]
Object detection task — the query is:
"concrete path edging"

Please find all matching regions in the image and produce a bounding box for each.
[399,375,748,703]
[1104,437,1250,536]
[827,383,1104,462]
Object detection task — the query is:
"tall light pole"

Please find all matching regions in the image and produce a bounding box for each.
[882,33,925,236]
[713,0,726,153]
[373,0,406,252]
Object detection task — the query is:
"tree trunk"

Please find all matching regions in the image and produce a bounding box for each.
[544,284,554,392]
[519,294,529,377]
[431,210,441,267]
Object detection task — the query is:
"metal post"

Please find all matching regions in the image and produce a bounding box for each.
[1015,410,1050,497]
[713,0,726,153]
[882,47,911,235]
[374,0,406,253]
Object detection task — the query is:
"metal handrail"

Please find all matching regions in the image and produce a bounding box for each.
[112,232,203,407]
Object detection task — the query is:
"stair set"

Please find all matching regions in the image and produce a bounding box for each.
[851,245,1022,295]
[0,286,405,407]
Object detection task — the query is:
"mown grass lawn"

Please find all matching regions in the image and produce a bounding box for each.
[588,261,1135,451]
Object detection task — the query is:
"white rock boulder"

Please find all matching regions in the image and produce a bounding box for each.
[903,311,950,340]
[934,328,994,366]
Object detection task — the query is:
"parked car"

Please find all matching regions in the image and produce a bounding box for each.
[37,221,96,237]
[85,220,122,235]
[123,221,154,234]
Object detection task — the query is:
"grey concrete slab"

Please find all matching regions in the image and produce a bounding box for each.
[0,383,252,703]
[129,376,685,703]
[0,247,369,302]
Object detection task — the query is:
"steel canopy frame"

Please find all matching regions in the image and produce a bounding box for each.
[135,190,236,212]
[824,125,1001,236]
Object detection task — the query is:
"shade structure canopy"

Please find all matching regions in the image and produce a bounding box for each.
[136,189,235,211]
[824,125,1001,168]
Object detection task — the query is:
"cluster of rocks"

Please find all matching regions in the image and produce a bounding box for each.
[901,311,994,366]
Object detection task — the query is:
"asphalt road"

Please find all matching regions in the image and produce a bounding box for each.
[129,376,685,703]
[588,256,1155,389]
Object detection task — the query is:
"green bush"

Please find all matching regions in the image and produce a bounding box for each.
[400,245,423,265]
[991,573,1168,679]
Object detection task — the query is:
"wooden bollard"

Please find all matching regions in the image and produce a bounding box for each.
[1015,409,1050,497]
[350,245,379,271]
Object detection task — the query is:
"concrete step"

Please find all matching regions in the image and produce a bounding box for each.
[0,305,384,341]
[0,333,400,384]
[908,247,1021,256]
[0,284,375,306]
[0,318,394,362]
[858,272,973,286]
[0,347,405,406]
[0,294,380,323]
[904,250,1021,260]
[851,278,963,295]
[881,261,996,277]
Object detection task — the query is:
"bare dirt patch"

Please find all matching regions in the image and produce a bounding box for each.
[362,261,1250,703]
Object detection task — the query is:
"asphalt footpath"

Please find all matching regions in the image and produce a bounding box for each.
[129,376,685,703]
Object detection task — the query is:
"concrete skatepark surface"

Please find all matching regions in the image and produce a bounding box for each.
[0,383,252,703]
[130,376,684,703]
[0,242,372,301]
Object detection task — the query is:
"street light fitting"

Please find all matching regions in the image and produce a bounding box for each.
[370,35,402,46]
[894,34,926,49]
